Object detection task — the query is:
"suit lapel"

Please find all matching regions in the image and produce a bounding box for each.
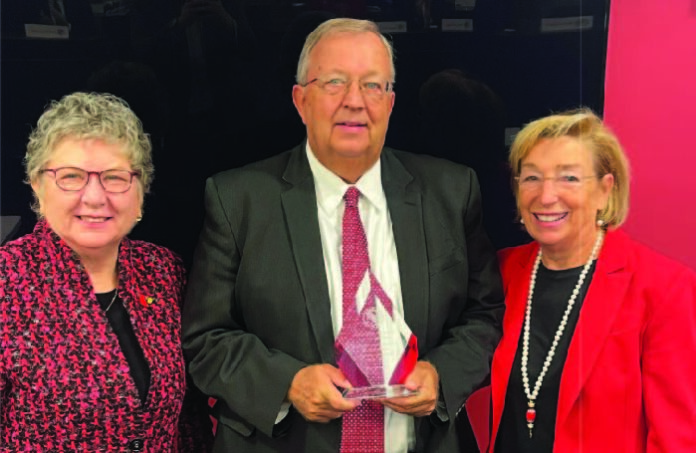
[556,230,632,425]
[279,147,435,364]
[380,150,429,350]
[281,145,335,364]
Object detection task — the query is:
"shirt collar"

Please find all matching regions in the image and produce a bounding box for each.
[305,143,387,215]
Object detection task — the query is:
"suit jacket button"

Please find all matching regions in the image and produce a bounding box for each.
[128,438,144,452]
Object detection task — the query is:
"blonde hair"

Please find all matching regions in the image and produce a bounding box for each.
[25,92,153,214]
[509,108,630,228]
[295,18,396,85]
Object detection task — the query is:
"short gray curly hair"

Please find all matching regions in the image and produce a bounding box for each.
[25,92,154,214]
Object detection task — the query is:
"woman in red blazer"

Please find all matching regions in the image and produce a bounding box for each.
[0,93,212,451]
[489,109,696,452]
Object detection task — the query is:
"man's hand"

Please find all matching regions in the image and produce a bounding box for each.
[287,364,359,423]
[379,361,439,417]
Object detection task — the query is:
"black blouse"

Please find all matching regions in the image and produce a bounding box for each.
[96,290,151,403]
[495,261,596,453]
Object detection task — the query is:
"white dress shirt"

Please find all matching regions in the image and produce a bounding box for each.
[306,145,415,453]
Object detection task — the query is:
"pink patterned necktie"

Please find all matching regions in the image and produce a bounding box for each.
[336,186,385,453]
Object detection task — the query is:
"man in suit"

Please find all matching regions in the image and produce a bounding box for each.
[182,18,504,453]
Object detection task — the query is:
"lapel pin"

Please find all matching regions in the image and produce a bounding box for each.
[139,294,156,307]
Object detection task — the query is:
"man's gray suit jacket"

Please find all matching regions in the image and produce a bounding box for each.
[182,143,504,453]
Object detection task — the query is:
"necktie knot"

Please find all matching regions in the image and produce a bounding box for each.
[344,186,360,208]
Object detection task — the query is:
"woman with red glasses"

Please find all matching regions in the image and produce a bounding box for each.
[0,92,212,451]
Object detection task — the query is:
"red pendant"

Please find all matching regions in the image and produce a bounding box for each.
[526,406,536,438]
[526,408,536,423]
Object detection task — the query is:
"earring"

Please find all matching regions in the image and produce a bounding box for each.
[597,219,604,227]
[136,216,143,223]
[520,218,525,225]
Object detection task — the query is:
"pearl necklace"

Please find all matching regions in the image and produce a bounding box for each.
[521,229,604,438]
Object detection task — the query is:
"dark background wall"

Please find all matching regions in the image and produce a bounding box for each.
[1,0,610,264]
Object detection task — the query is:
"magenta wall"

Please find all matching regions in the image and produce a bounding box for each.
[604,0,696,269]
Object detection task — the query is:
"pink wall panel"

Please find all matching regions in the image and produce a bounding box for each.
[604,0,696,269]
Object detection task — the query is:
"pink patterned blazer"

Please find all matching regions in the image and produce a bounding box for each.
[0,221,212,452]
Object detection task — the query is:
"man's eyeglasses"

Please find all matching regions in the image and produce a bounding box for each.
[39,167,140,193]
[515,173,598,192]
[301,77,393,100]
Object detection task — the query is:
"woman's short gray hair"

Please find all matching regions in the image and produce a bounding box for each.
[25,92,154,214]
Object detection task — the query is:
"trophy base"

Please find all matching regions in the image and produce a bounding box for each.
[342,384,419,400]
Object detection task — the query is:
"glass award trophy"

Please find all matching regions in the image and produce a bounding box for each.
[335,288,419,400]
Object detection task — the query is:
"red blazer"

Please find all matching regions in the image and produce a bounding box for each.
[489,229,696,452]
[0,221,212,451]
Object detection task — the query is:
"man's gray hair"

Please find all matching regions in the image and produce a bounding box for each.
[295,18,395,85]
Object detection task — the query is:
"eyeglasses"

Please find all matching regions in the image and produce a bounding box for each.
[301,77,393,100]
[515,173,598,192]
[39,167,140,193]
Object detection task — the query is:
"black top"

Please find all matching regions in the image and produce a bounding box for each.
[96,290,151,403]
[496,261,596,453]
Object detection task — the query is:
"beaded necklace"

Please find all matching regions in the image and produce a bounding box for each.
[521,229,604,438]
